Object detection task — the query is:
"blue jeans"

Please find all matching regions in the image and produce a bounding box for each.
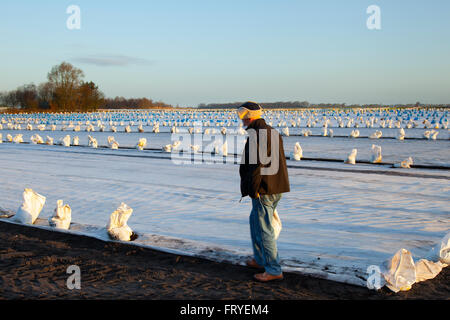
[249,193,282,275]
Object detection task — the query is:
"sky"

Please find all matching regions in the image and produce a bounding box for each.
[1,0,450,107]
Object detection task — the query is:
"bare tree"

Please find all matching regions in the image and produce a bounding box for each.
[47,62,84,111]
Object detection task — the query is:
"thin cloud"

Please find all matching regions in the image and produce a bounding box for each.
[72,55,153,67]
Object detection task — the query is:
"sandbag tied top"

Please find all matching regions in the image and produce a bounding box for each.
[107,202,134,241]
[371,144,382,163]
[136,138,147,151]
[61,135,71,147]
[439,232,450,264]
[394,156,413,169]
[382,248,416,293]
[427,231,450,265]
[290,142,303,161]
[88,135,98,148]
[107,136,119,149]
[13,134,23,144]
[345,149,357,165]
[48,199,72,230]
[13,188,46,225]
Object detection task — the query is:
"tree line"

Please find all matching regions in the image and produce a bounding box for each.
[0,62,172,113]
[102,97,172,109]
[198,101,450,109]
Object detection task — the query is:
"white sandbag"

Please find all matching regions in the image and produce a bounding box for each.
[427,231,450,264]
[48,200,72,230]
[382,248,416,293]
[136,138,147,151]
[369,130,382,139]
[213,143,220,154]
[107,136,119,149]
[72,136,79,146]
[302,129,311,137]
[415,259,446,283]
[168,140,181,152]
[328,128,334,137]
[30,134,44,144]
[438,232,450,264]
[221,141,228,156]
[107,203,134,241]
[349,129,360,138]
[397,128,405,140]
[13,134,23,143]
[46,136,54,145]
[0,133,2,143]
[61,135,71,147]
[237,127,246,135]
[163,144,172,152]
[13,188,46,225]
[88,135,98,148]
[290,142,302,161]
[345,149,357,165]
[394,156,413,168]
[371,145,382,163]
[272,209,282,240]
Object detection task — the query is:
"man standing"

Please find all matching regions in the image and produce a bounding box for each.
[237,102,290,282]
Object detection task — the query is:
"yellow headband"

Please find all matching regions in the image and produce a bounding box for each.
[236,107,262,120]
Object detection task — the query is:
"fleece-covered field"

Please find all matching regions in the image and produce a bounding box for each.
[0,108,449,291]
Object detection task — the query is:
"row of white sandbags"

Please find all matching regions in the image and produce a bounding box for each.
[3,132,416,168]
[10,188,135,242]
[280,126,443,140]
[289,142,413,168]
[380,237,449,292]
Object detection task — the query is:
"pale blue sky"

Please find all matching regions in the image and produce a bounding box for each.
[1,0,449,106]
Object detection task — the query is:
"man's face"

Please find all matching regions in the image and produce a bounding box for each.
[242,118,253,127]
